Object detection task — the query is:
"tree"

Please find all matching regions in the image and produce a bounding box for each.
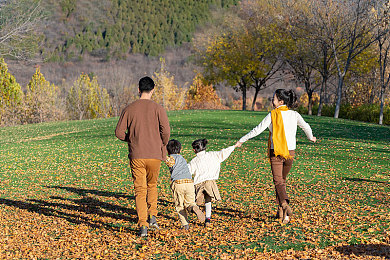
[0,0,45,60]
[194,4,285,110]
[284,35,320,115]
[240,1,288,111]
[24,67,61,124]
[320,0,389,118]
[184,74,225,110]
[282,0,336,116]
[66,74,111,120]
[0,58,23,126]
[152,58,187,111]
[374,1,390,125]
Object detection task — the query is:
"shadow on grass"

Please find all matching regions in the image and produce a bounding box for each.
[334,244,390,259]
[0,186,143,233]
[0,197,137,232]
[343,177,389,184]
[45,185,135,199]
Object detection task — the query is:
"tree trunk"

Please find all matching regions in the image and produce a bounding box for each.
[242,86,247,111]
[317,78,326,116]
[379,84,385,125]
[305,82,313,115]
[251,86,260,111]
[307,91,313,116]
[334,75,344,118]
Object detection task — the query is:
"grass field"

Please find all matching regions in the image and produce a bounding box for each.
[0,110,389,259]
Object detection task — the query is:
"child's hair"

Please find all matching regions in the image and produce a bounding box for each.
[167,139,182,155]
[192,139,208,153]
[274,89,297,109]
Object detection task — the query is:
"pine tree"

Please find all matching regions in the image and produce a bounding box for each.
[24,67,61,123]
[0,58,23,126]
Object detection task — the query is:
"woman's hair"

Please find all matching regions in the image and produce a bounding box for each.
[167,139,181,155]
[274,89,297,109]
[192,138,208,153]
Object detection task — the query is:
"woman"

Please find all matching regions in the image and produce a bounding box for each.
[236,89,317,223]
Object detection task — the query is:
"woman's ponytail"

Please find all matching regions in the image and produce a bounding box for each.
[287,90,297,109]
[274,89,297,109]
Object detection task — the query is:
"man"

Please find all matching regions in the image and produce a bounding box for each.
[115,76,170,237]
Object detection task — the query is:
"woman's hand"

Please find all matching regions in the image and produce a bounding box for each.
[311,137,317,143]
[235,141,243,148]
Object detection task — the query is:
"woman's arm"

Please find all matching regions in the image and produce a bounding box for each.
[297,113,316,142]
[236,113,272,146]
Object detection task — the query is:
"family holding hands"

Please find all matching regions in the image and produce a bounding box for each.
[115,77,316,237]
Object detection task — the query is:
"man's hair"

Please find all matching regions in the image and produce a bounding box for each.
[167,139,182,155]
[139,76,155,93]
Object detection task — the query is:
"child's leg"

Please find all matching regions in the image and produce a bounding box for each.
[171,183,189,226]
[204,194,212,219]
[184,183,205,223]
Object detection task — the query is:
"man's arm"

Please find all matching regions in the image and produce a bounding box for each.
[159,107,170,145]
[115,109,129,142]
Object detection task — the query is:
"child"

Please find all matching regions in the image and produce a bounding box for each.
[236,89,317,224]
[165,139,205,230]
[188,139,238,226]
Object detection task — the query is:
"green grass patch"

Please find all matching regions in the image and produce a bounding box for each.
[0,110,389,258]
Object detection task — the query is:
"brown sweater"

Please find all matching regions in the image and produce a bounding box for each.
[115,99,170,160]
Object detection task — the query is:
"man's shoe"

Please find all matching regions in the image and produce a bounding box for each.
[139,226,148,237]
[148,215,159,229]
[190,206,206,223]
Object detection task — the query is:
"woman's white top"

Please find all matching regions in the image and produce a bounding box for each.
[239,106,314,150]
[188,146,235,185]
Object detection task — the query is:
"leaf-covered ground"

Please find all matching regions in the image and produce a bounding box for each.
[0,110,389,259]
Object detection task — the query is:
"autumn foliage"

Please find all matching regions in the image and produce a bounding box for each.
[152,58,187,111]
[66,73,111,120]
[24,67,62,124]
[0,58,23,126]
[0,110,389,259]
[184,74,226,110]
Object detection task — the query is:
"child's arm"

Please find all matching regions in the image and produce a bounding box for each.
[212,145,236,163]
[297,113,316,142]
[165,156,175,168]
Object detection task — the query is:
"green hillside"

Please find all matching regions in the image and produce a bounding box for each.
[42,0,239,61]
[0,110,389,258]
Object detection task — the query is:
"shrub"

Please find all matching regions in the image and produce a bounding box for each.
[297,103,389,125]
[66,73,111,120]
[184,74,226,110]
[152,58,186,111]
[0,58,23,126]
[24,67,63,124]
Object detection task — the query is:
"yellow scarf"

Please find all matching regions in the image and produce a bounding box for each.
[268,105,292,160]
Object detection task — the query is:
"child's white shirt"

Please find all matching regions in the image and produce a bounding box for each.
[239,108,314,150]
[188,146,235,185]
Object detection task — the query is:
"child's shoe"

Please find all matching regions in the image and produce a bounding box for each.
[205,217,211,227]
[148,215,159,229]
[189,205,206,223]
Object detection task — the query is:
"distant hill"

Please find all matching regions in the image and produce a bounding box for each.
[41,0,239,61]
